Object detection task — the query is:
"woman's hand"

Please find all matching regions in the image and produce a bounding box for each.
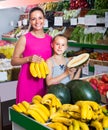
[28,55,43,63]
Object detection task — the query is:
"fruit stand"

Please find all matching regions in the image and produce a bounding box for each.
[9,108,52,130]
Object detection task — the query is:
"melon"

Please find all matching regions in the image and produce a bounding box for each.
[47,83,71,104]
[67,53,89,68]
[66,79,101,104]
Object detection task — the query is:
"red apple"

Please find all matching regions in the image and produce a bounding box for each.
[89,78,98,87]
[101,74,108,83]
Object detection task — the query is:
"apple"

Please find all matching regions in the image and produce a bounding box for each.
[89,78,98,87]
[101,74,108,83]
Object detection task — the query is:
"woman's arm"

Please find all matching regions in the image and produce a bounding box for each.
[11,35,29,66]
[11,35,42,66]
[46,59,69,86]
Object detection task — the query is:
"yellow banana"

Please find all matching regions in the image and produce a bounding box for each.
[35,63,41,78]
[78,121,89,130]
[69,124,74,130]
[12,104,23,113]
[68,111,81,119]
[54,97,62,109]
[17,103,27,114]
[76,101,89,120]
[27,109,45,124]
[39,61,46,78]
[21,101,30,110]
[86,105,94,120]
[29,104,48,122]
[90,120,103,130]
[43,61,49,75]
[29,62,37,77]
[41,99,52,108]
[52,117,72,126]
[85,101,101,111]
[50,106,57,116]
[34,103,50,118]
[72,119,80,130]
[59,104,80,113]
[47,122,63,130]
[102,115,108,128]
[50,110,71,119]
[32,95,42,103]
[41,93,57,107]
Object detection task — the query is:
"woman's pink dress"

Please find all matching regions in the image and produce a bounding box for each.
[16,32,52,103]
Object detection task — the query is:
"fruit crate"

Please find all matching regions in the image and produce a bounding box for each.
[9,107,52,130]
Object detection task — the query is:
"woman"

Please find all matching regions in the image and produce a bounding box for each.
[11,7,52,103]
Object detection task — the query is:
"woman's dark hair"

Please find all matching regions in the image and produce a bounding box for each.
[29,6,45,31]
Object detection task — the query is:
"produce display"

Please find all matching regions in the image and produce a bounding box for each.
[88,73,108,96]
[12,93,108,130]
[29,60,49,78]
[69,26,104,44]
[90,52,108,61]
[67,53,89,68]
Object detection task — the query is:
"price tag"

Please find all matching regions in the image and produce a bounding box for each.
[82,65,89,75]
[0,72,7,81]
[70,18,77,25]
[44,19,48,28]
[105,12,108,27]
[85,15,97,26]
[94,65,108,75]
[78,17,85,25]
[54,16,63,26]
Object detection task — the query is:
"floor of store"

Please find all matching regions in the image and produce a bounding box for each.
[3,124,12,130]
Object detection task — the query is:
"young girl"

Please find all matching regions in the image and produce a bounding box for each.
[46,34,82,86]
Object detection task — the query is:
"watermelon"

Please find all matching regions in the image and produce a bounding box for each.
[47,83,71,104]
[66,79,101,104]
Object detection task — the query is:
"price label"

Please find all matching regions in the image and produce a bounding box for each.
[0,72,7,81]
[105,12,108,27]
[85,15,97,26]
[78,17,85,25]
[70,18,77,25]
[54,16,63,26]
[94,65,108,75]
[82,65,89,75]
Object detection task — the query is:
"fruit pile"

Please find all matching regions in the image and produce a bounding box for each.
[89,74,108,96]
[12,93,108,130]
[29,60,49,78]
[90,52,108,61]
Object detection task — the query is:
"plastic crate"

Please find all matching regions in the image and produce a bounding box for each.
[9,107,52,130]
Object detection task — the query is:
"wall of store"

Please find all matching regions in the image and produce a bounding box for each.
[0,7,24,40]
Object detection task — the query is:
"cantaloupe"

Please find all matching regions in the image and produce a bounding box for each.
[67,53,89,68]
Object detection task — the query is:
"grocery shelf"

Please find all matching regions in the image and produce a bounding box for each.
[2,37,17,42]
[68,41,108,50]
[9,108,52,130]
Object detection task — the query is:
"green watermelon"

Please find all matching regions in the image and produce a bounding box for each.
[66,79,101,104]
[47,83,71,104]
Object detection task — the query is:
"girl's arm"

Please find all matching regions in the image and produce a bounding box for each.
[46,59,69,86]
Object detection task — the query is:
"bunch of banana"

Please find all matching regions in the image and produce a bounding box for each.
[29,60,49,78]
[75,100,102,122]
[47,122,68,130]
[12,101,30,114]
[32,95,43,104]
[41,93,62,116]
[27,103,50,123]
